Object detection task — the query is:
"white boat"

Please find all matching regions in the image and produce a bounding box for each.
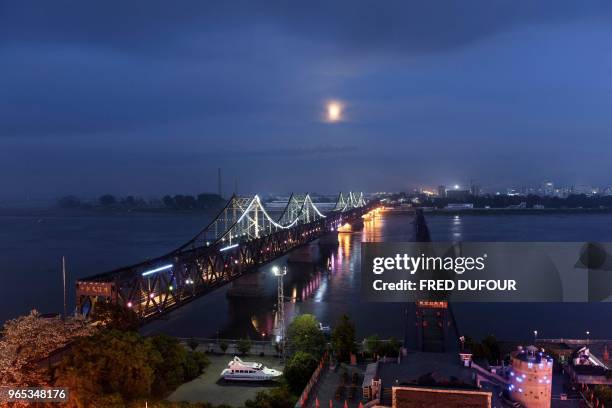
[221,356,283,381]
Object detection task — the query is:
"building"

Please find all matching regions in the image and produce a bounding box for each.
[392,386,491,408]
[359,302,492,407]
[362,351,492,408]
[470,184,481,197]
[446,189,470,201]
[567,345,612,385]
[445,203,474,210]
[542,181,554,196]
[508,345,553,408]
[437,185,446,198]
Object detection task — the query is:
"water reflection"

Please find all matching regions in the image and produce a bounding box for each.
[451,214,463,240]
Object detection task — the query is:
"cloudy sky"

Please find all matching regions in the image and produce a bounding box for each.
[2,1,612,198]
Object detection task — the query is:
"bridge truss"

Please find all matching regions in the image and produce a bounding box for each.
[76,192,372,321]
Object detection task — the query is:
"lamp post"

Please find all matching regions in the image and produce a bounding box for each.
[586,330,590,346]
[273,265,287,362]
[534,330,538,344]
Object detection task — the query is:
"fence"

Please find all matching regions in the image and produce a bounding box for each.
[295,351,329,408]
[177,337,282,357]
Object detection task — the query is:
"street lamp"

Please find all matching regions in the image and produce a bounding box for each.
[273,265,287,362]
[586,330,590,346]
[534,330,538,343]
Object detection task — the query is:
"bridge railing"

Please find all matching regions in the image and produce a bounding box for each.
[75,192,372,320]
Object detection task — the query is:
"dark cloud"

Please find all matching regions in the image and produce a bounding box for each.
[2,1,610,54]
[1,1,612,196]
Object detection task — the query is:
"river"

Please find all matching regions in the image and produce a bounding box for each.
[1,209,611,341]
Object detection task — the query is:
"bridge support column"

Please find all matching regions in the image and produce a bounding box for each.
[226,272,266,298]
[287,243,320,263]
[318,231,339,246]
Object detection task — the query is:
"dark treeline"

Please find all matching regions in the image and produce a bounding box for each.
[57,193,226,211]
[161,193,225,210]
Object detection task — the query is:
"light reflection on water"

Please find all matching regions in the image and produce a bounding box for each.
[145,211,612,341]
[4,209,610,341]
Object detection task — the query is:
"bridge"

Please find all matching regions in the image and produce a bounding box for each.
[76,192,374,321]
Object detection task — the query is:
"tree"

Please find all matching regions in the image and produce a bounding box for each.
[238,337,252,355]
[284,351,318,393]
[196,193,226,209]
[377,337,401,358]
[287,314,326,357]
[482,335,501,364]
[55,330,161,407]
[174,195,187,209]
[58,195,81,208]
[244,386,296,408]
[331,314,356,362]
[90,301,139,331]
[0,310,95,387]
[365,334,381,356]
[183,195,197,209]
[99,194,116,206]
[150,334,189,397]
[187,338,199,351]
[122,195,136,207]
[162,195,175,208]
[219,341,229,354]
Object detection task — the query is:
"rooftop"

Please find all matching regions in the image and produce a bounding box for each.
[377,352,477,390]
[513,346,554,364]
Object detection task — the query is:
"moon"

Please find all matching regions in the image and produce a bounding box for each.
[326,101,343,123]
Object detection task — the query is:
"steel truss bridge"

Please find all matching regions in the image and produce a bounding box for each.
[76,192,372,321]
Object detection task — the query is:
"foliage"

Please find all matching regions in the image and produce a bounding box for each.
[58,195,82,208]
[365,334,381,356]
[283,351,318,393]
[187,338,199,351]
[464,335,501,364]
[243,385,296,408]
[381,337,401,357]
[237,337,252,355]
[150,334,209,397]
[162,193,225,210]
[594,385,612,406]
[219,341,229,353]
[55,330,161,406]
[54,330,209,407]
[90,301,139,331]
[331,314,356,362]
[287,314,326,357]
[99,194,117,206]
[128,402,232,408]
[0,310,95,387]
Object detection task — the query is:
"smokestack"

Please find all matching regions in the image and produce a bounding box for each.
[218,168,222,198]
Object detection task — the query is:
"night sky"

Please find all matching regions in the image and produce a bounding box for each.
[2,1,612,198]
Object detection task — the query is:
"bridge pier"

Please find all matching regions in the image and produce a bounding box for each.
[226,272,267,298]
[318,231,339,246]
[287,242,321,263]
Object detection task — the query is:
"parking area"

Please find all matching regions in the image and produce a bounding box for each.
[167,354,285,406]
[304,363,366,408]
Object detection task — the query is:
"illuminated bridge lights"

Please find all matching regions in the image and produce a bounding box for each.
[337,223,353,233]
[77,191,372,320]
[141,264,173,277]
[220,243,239,252]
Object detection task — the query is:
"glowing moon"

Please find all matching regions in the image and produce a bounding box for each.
[326,101,343,122]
